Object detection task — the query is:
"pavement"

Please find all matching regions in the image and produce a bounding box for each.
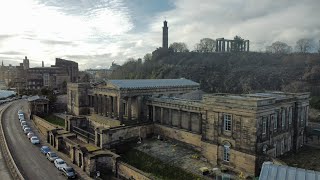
[0,104,13,180]
[2,100,66,180]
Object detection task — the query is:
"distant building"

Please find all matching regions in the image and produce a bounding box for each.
[0,57,79,91]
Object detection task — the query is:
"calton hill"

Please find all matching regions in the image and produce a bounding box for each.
[110,38,320,96]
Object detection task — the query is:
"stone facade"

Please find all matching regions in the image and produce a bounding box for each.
[67,79,310,177]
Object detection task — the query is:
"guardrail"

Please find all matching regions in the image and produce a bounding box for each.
[0,102,25,180]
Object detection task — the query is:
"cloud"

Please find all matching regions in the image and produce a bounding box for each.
[0,0,319,69]
[0,51,24,55]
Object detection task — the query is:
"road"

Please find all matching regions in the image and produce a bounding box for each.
[2,100,65,180]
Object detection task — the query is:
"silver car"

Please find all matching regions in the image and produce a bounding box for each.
[24,127,31,134]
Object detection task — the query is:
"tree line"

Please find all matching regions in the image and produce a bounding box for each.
[169,38,320,54]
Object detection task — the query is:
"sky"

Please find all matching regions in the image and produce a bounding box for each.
[0,0,319,70]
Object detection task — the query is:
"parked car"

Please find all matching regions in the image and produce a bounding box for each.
[54,158,68,171]
[40,146,51,155]
[18,110,23,115]
[61,166,77,179]
[19,116,25,122]
[22,125,29,130]
[21,121,27,127]
[27,132,35,139]
[30,136,40,144]
[23,127,31,134]
[18,114,24,120]
[47,152,59,162]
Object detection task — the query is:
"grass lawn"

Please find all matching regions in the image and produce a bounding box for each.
[43,114,65,127]
[280,145,320,171]
[121,149,203,180]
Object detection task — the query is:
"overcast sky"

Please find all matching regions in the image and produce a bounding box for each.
[0,0,319,70]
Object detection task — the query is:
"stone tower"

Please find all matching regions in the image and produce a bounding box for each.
[23,56,29,70]
[162,20,168,49]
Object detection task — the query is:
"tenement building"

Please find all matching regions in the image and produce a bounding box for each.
[67,79,309,177]
[0,57,79,90]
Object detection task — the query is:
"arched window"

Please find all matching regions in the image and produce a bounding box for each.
[223,142,231,162]
[262,145,268,154]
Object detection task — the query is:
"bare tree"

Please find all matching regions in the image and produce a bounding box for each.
[295,38,314,53]
[169,42,189,52]
[266,41,292,54]
[194,38,216,52]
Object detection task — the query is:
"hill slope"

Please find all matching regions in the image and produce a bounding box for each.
[110,52,320,95]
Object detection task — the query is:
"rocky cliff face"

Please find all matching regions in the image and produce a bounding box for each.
[110,52,320,95]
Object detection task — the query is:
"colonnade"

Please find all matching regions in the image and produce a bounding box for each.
[216,38,250,52]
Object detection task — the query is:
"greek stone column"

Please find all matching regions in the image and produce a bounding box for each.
[178,110,182,128]
[153,106,156,122]
[113,96,118,119]
[215,40,219,52]
[127,97,132,121]
[160,107,164,124]
[199,113,202,133]
[188,112,192,131]
[169,109,172,126]
[104,95,108,117]
[119,98,124,122]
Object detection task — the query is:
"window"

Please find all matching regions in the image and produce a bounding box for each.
[274,143,277,157]
[288,136,291,151]
[262,117,267,135]
[281,139,285,155]
[262,145,268,154]
[282,109,286,128]
[301,107,305,123]
[223,144,230,162]
[273,113,278,130]
[288,107,292,125]
[224,114,232,131]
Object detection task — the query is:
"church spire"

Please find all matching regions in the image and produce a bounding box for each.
[162,20,168,49]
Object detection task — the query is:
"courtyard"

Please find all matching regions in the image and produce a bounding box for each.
[121,137,236,180]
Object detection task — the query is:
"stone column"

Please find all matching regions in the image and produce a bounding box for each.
[160,108,164,124]
[113,96,118,119]
[215,40,218,52]
[178,110,182,128]
[94,94,98,114]
[104,96,108,117]
[244,41,246,52]
[218,40,221,52]
[227,41,230,52]
[199,113,202,133]
[119,98,124,122]
[247,40,250,51]
[188,112,192,131]
[153,106,156,122]
[88,95,91,107]
[99,95,103,115]
[107,96,112,117]
[169,109,172,126]
[136,96,141,121]
[222,39,225,52]
[127,97,132,121]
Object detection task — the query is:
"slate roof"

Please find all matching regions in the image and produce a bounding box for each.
[28,95,49,102]
[109,79,199,89]
[259,162,320,180]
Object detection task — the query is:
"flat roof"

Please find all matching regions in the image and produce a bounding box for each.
[109,79,199,89]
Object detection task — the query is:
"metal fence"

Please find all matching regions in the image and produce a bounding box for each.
[72,126,95,143]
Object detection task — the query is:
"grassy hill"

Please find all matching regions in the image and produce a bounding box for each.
[110,51,320,95]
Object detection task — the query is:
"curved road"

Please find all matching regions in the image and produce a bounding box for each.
[2,100,65,180]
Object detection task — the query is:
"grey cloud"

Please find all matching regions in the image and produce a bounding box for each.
[40,40,75,46]
[0,51,24,55]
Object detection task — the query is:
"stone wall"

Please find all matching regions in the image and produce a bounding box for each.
[154,124,202,149]
[117,161,152,180]
[89,114,121,128]
[102,124,153,148]
[33,115,59,135]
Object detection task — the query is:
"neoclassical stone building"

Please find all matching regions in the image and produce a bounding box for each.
[67,79,309,176]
